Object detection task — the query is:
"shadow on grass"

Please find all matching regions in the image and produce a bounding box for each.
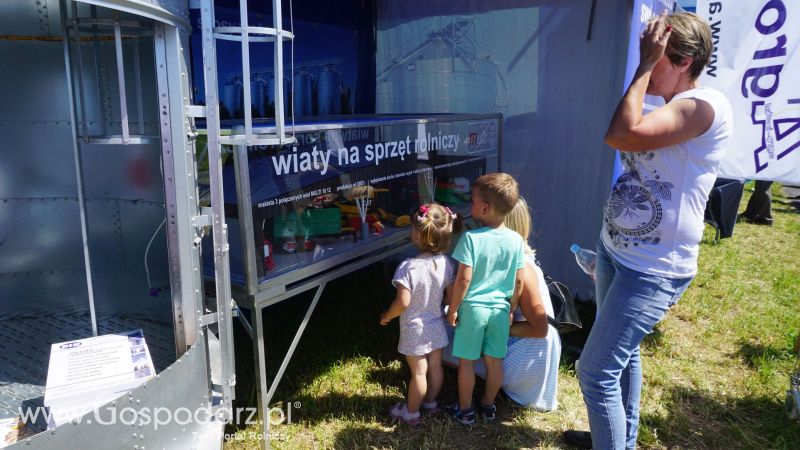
[225,262,401,428]
[639,385,800,449]
[641,324,665,350]
[736,340,795,370]
[333,418,568,449]
[773,207,800,215]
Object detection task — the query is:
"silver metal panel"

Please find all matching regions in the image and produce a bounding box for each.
[6,328,216,450]
[79,143,165,202]
[0,198,169,320]
[0,275,88,319]
[87,200,170,319]
[0,198,85,274]
[0,42,72,124]
[117,202,169,305]
[0,0,60,37]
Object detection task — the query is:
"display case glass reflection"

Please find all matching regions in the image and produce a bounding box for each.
[203,116,500,286]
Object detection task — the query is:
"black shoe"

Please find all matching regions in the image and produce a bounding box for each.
[738,213,773,226]
[563,429,592,449]
[479,402,496,421]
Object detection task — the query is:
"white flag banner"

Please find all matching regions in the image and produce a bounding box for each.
[697,0,800,183]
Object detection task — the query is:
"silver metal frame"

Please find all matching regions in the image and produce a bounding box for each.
[242,113,504,134]
[194,0,301,422]
[198,0,236,414]
[63,10,158,145]
[74,0,191,31]
[251,235,413,448]
[202,0,295,147]
[153,22,203,354]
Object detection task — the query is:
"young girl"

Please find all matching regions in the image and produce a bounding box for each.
[380,203,458,425]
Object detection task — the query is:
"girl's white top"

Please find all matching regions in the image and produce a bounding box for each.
[392,254,455,356]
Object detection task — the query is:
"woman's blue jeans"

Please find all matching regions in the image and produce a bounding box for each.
[578,240,692,449]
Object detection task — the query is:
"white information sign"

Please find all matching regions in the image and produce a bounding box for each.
[44,330,155,428]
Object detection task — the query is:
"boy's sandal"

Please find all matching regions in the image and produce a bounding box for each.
[444,402,476,426]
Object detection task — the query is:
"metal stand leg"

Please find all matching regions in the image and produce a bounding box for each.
[254,305,270,450]
[254,281,327,449]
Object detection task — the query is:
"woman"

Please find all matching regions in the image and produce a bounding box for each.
[444,197,561,411]
[566,12,733,449]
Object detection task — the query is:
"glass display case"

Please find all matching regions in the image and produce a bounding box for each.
[201,113,502,297]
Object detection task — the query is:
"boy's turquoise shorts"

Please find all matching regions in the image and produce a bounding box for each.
[452,304,510,360]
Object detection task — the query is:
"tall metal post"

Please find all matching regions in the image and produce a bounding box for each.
[60,0,99,336]
[199,0,236,412]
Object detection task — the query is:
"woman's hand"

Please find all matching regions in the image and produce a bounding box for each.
[379,311,391,326]
[639,11,672,70]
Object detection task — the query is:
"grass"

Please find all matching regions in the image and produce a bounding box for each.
[223,182,800,449]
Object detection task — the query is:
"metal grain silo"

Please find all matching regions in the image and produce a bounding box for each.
[252,74,268,117]
[223,75,244,117]
[292,70,313,116]
[395,37,496,113]
[317,65,341,116]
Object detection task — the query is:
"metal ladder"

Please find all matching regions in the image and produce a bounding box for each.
[192,0,296,416]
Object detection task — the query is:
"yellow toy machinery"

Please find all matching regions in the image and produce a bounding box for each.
[336,185,411,229]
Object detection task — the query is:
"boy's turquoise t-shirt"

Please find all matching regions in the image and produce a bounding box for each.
[451,226,525,310]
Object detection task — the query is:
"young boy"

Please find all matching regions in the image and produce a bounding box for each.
[446,173,525,424]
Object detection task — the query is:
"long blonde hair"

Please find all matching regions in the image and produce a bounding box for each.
[504,197,535,256]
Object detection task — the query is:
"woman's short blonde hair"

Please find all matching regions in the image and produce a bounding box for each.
[504,197,534,255]
[666,12,713,80]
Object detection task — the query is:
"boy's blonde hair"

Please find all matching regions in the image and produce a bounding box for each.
[472,173,519,216]
[411,203,458,253]
[504,197,535,256]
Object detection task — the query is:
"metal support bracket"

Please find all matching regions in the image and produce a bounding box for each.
[192,214,212,228]
[199,312,218,327]
[186,105,207,118]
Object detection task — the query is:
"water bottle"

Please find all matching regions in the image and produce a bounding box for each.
[570,244,597,278]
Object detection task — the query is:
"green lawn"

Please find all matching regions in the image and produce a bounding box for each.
[224,182,800,449]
